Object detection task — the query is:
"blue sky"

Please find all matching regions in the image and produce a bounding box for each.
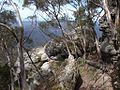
[0,0,103,39]
[0,0,104,22]
[0,0,47,21]
[0,0,75,21]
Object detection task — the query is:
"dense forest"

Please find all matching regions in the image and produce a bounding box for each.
[0,0,120,90]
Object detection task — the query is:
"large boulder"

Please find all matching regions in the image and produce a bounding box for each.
[45,39,69,60]
[44,39,84,60]
[100,39,118,63]
[13,45,83,90]
[34,55,83,90]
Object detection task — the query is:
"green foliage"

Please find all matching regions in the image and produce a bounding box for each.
[0,10,16,25]
[0,10,17,78]
[35,0,48,10]
[52,86,63,90]
[39,21,49,29]
[48,19,58,28]
[39,19,58,29]
[74,6,93,27]
[74,7,86,20]
[116,27,120,46]
[24,0,74,10]
[0,64,10,90]
[0,26,16,47]
[88,0,100,9]
[116,28,120,34]
[0,10,17,48]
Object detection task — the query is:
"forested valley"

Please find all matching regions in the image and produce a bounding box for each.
[0,0,120,90]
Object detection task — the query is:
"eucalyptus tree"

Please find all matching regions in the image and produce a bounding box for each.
[23,0,92,59]
[23,0,120,89]
[0,10,17,90]
[1,0,120,89]
[0,0,26,90]
[86,0,120,89]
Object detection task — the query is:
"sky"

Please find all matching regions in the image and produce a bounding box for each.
[0,0,75,21]
[0,0,104,26]
[0,0,103,38]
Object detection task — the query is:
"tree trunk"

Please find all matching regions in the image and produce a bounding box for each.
[3,41,15,90]
[82,28,86,59]
[17,42,26,90]
[115,0,120,27]
[102,0,112,24]
[10,69,15,90]
[8,1,27,89]
[7,55,15,90]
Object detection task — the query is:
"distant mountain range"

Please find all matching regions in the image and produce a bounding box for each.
[23,21,102,48]
[23,21,61,48]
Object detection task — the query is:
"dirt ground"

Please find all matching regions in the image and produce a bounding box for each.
[79,64,113,90]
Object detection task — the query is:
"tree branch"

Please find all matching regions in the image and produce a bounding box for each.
[0,22,19,42]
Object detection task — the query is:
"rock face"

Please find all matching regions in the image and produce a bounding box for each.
[34,55,83,90]
[22,36,116,90]
[45,39,84,60]
[99,12,120,89]
[100,39,118,63]
[45,40,69,60]
[57,55,83,90]
[22,46,83,90]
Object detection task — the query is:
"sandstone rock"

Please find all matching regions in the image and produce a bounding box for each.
[41,62,51,72]
[35,55,83,90]
[23,44,83,90]
[45,40,69,60]
[44,39,84,60]
[41,53,49,61]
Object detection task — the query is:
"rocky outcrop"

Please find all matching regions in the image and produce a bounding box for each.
[33,53,83,90]
[45,39,84,60]
[21,45,83,90]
